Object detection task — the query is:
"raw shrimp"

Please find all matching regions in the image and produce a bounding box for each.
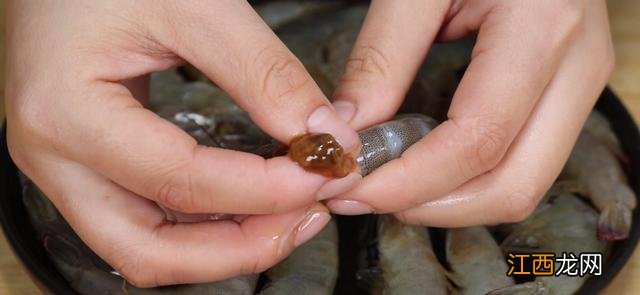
[166,113,437,222]
[278,5,368,84]
[446,226,514,295]
[288,114,437,177]
[560,129,637,240]
[23,181,260,294]
[151,3,438,220]
[47,233,260,295]
[583,110,625,160]
[493,194,608,295]
[258,219,338,295]
[377,215,451,295]
[355,114,437,176]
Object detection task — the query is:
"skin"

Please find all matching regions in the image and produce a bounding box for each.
[6,0,361,287]
[326,0,616,227]
[6,0,615,287]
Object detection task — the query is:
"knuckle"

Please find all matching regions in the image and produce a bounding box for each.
[109,244,160,288]
[532,1,584,44]
[6,88,68,156]
[8,92,52,140]
[266,187,298,213]
[342,45,390,82]
[240,252,266,276]
[151,164,196,213]
[598,42,616,80]
[259,164,306,214]
[6,135,27,170]
[252,45,311,102]
[399,158,429,209]
[500,184,544,223]
[238,234,279,276]
[454,118,509,175]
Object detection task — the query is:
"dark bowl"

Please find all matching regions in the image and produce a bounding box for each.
[1,87,639,294]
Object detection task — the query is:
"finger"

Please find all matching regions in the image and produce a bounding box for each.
[331,0,451,130]
[50,81,356,214]
[44,0,369,215]
[148,1,359,151]
[328,1,579,214]
[29,155,330,287]
[396,2,615,226]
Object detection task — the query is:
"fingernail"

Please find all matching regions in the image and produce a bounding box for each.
[316,172,362,201]
[294,211,331,247]
[332,100,356,123]
[327,200,374,215]
[307,105,360,152]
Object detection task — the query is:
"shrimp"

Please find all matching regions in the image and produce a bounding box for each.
[288,114,437,177]
[23,181,260,294]
[446,226,514,295]
[560,129,636,240]
[165,111,437,222]
[149,4,439,221]
[355,114,437,176]
[492,194,608,295]
[377,215,451,295]
[583,110,625,160]
[258,219,338,295]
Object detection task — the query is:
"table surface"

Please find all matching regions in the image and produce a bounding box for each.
[1,1,639,294]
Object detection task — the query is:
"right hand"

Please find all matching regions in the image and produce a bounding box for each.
[5,0,360,286]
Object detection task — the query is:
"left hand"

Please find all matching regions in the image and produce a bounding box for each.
[326,0,614,226]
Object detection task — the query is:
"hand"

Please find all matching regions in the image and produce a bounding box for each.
[5,0,361,286]
[328,0,614,226]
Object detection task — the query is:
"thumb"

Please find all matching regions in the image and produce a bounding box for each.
[331,0,450,129]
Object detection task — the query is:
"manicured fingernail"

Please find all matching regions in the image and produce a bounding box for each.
[332,100,356,123]
[294,211,331,247]
[327,200,374,215]
[307,105,360,152]
[316,172,362,201]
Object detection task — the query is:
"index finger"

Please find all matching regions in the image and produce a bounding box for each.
[329,1,581,214]
[52,83,338,214]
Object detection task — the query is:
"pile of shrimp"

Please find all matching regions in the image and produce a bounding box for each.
[19,1,635,294]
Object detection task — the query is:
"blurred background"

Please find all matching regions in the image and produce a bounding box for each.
[0,1,638,294]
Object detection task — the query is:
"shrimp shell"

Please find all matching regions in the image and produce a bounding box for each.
[356,114,437,176]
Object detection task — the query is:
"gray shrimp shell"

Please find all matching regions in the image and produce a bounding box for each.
[356,114,437,176]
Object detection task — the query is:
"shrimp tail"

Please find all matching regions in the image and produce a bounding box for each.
[598,201,632,241]
[487,281,549,295]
